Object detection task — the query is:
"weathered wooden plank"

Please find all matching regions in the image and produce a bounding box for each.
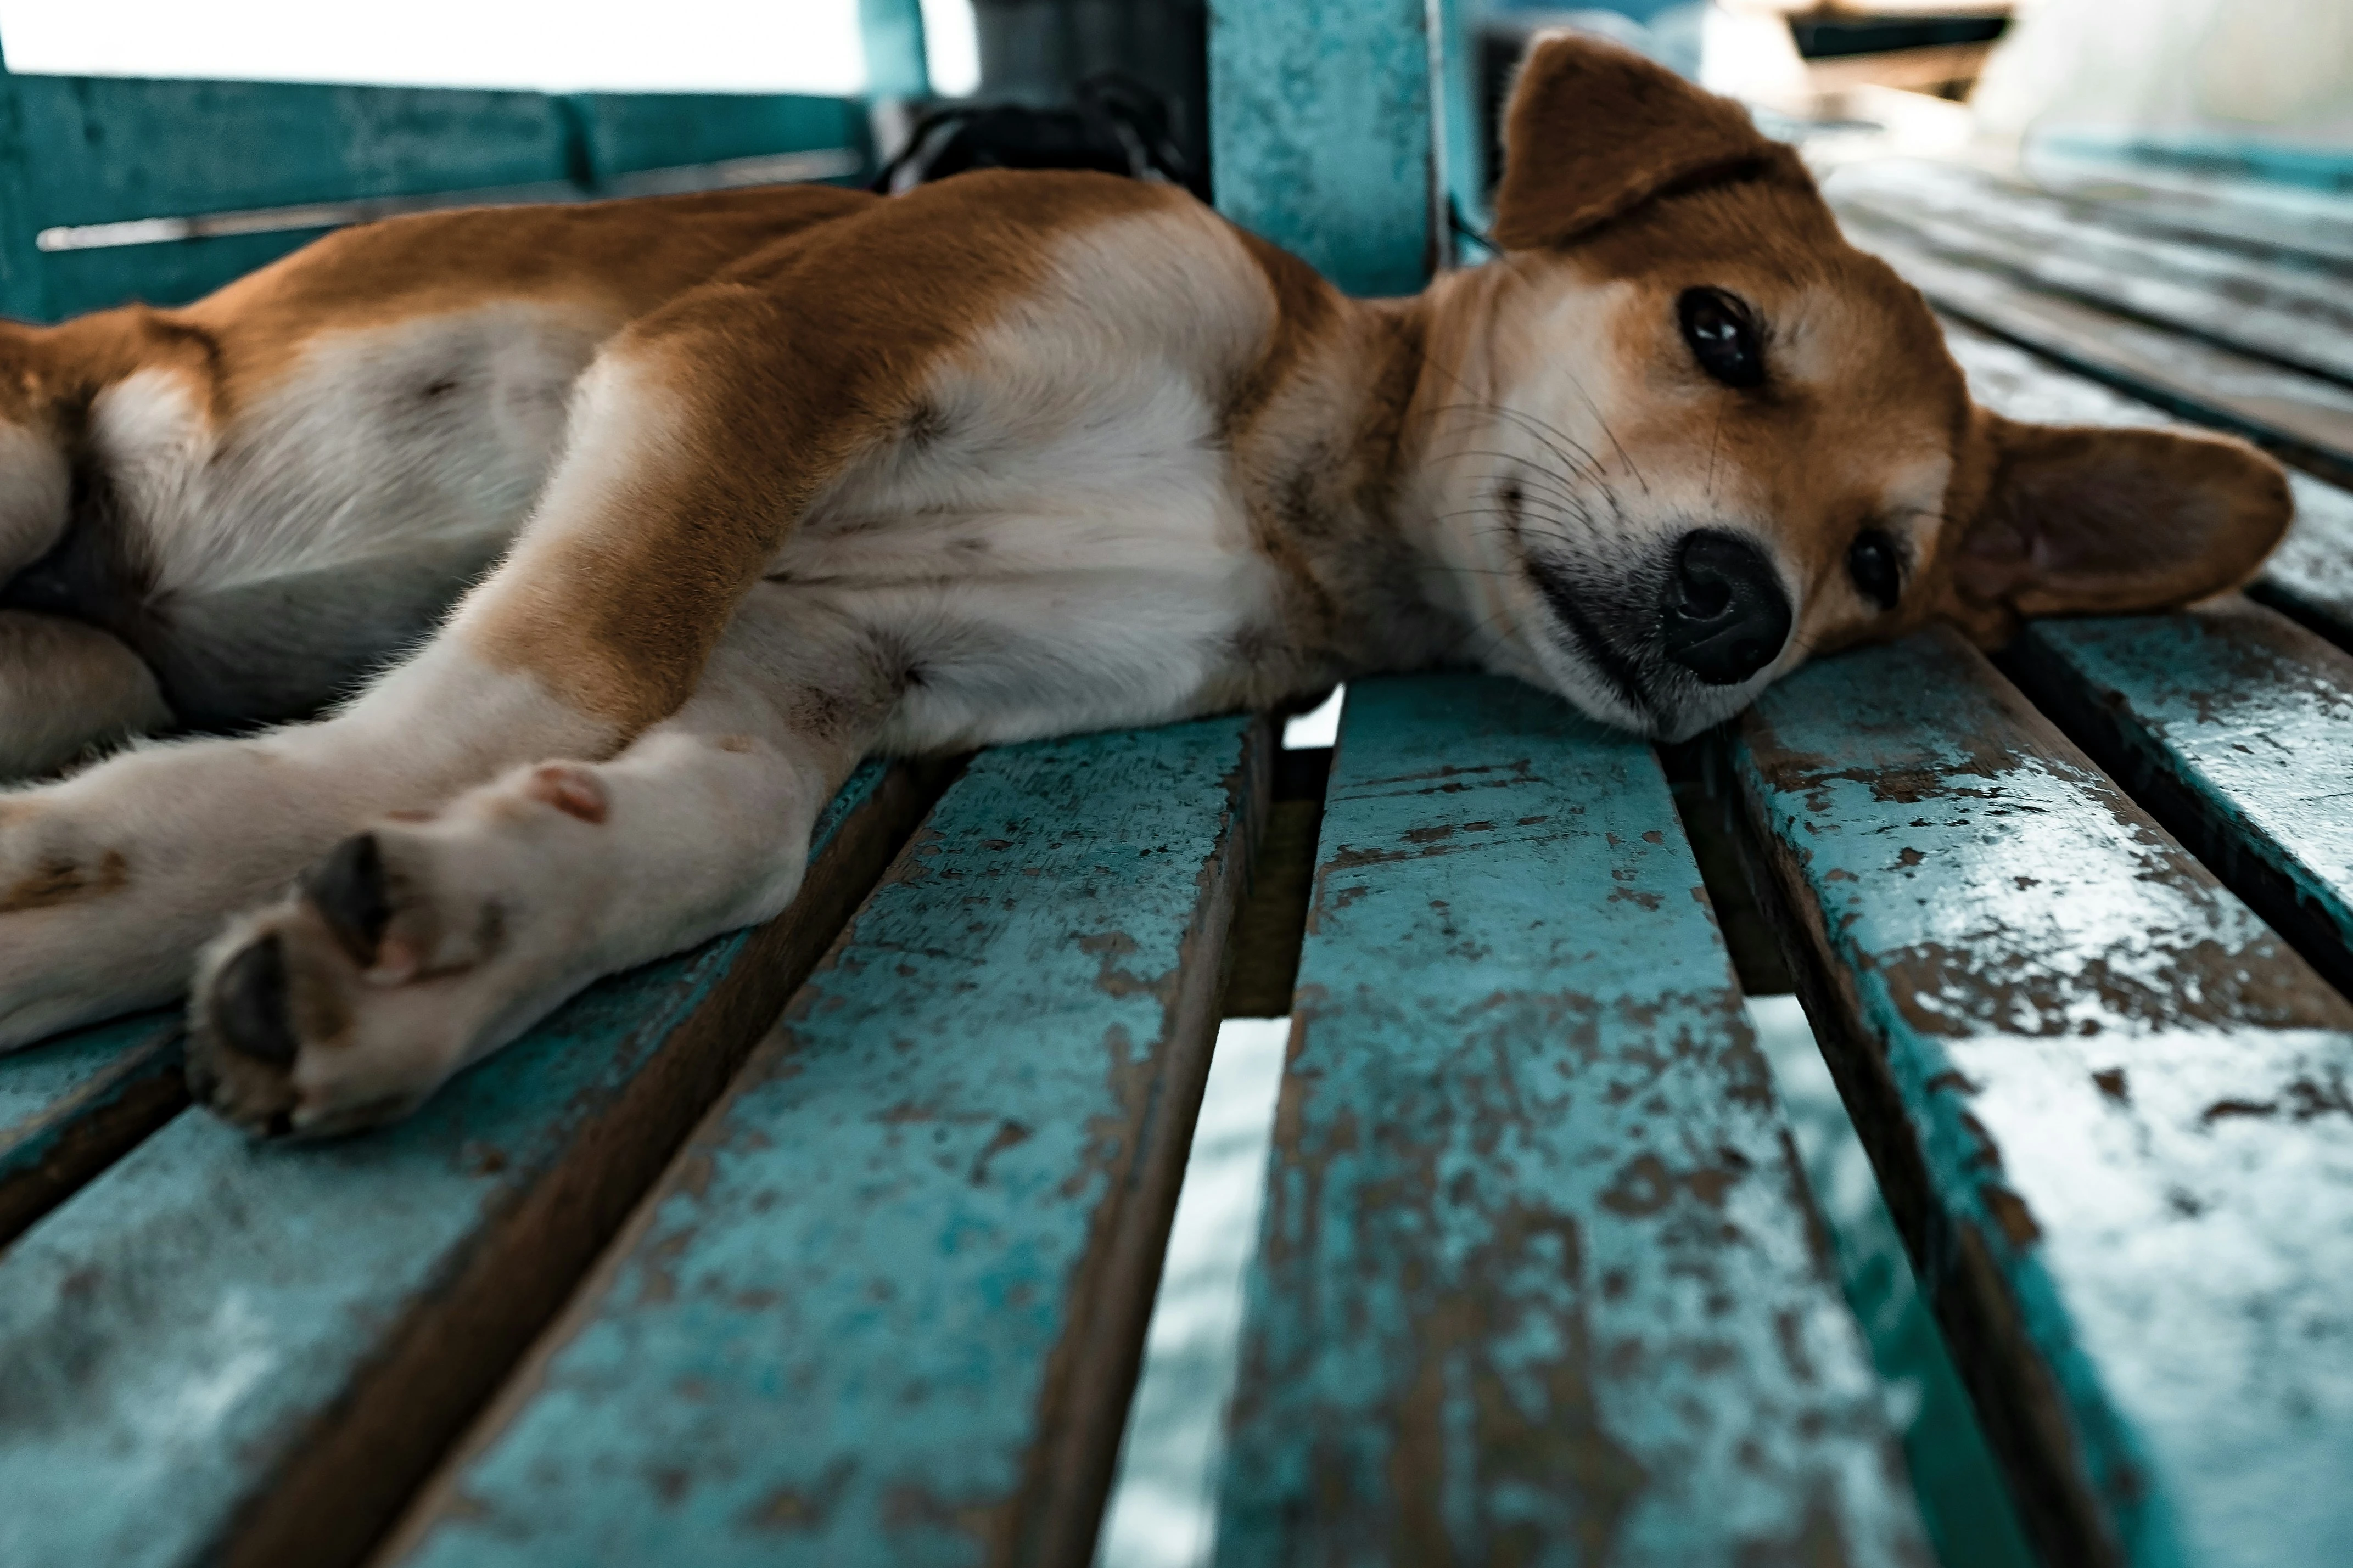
[2002,150,2353,269]
[1935,314,2353,651]
[2003,598,2353,996]
[2038,136,2353,201]
[1214,674,1930,1566]
[14,74,571,316]
[14,75,572,228]
[1827,162,2353,385]
[1840,206,2353,487]
[12,76,865,318]
[1207,0,1437,296]
[388,717,1266,1568]
[0,760,936,1568]
[0,61,49,320]
[1730,627,2353,1568]
[567,91,864,184]
[0,1010,182,1245]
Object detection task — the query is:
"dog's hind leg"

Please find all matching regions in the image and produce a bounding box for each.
[0,318,866,1046]
[184,592,898,1136]
[0,175,1166,1053]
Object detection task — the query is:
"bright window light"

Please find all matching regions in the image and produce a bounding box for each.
[0,1,868,95]
[1281,685,1344,750]
[918,0,980,97]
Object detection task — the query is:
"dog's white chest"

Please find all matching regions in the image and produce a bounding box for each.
[774,353,1278,752]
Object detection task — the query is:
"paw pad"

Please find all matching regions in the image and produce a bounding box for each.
[208,933,301,1067]
[304,833,392,967]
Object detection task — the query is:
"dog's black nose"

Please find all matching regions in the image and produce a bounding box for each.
[1659,531,1791,686]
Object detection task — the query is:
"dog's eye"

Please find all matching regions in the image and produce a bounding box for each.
[1847,529,1902,611]
[1677,288,1763,389]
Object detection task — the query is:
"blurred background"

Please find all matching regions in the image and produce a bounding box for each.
[8,1,2347,199]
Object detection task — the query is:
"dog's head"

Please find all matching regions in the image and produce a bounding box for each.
[1433,33,2289,739]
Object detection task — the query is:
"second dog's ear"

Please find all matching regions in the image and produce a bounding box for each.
[1492,32,1780,251]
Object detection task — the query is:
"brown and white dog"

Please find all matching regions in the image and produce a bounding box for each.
[0,37,2289,1135]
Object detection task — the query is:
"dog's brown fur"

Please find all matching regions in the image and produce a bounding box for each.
[0,33,2290,1136]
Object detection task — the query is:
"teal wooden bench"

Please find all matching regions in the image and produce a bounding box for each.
[3,8,2352,1567]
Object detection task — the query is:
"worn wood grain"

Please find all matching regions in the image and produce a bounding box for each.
[0,761,935,1568]
[390,717,1266,1568]
[2004,598,2353,997]
[0,61,49,320]
[1215,673,1930,1567]
[2008,154,2353,270]
[0,1010,183,1246]
[15,74,572,317]
[1731,628,2353,1568]
[566,91,862,184]
[12,75,865,318]
[1828,161,2353,385]
[1839,205,2353,487]
[1207,0,1437,296]
[1933,314,2353,651]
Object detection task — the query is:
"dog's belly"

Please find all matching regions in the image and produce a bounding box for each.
[746,195,1319,751]
[85,302,609,724]
[770,369,1286,752]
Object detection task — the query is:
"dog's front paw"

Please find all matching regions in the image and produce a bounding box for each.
[186,785,598,1136]
[186,839,461,1139]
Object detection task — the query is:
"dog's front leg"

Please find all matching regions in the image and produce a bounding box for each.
[0,634,626,1048]
[184,593,897,1137]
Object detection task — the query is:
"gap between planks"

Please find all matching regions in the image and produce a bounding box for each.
[221,758,953,1568]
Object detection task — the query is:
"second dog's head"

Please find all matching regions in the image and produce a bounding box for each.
[1426,33,2289,739]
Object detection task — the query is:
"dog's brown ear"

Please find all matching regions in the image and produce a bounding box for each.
[1939,414,2292,641]
[1491,32,1781,251]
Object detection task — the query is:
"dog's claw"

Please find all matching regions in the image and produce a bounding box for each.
[209,933,302,1067]
[304,833,391,968]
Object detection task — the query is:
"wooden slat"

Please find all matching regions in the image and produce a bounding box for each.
[1839,205,2353,487]
[1935,314,2353,649]
[387,717,1265,1568]
[2010,153,2353,269]
[0,760,937,1568]
[0,67,49,319]
[0,1010,182,1245]
[10,76,865,318]
[2004,599,2353,995]
[1828,161,2353,385]
[567,91,862,183]
[16,74,573,317]
[1214,675,1930,1565]
[1207,0,1437,296]
[1730,627,2353,1568]
[14,77,571,226]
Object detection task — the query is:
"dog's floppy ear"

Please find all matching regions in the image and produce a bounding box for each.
[1491,32,1782,251]
[1939,414,2292,641]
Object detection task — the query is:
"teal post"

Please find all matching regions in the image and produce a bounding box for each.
[0,44,49,321]
[858,0,931,102]
[1432,0,1487,237]
[1208,0,1440,296]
